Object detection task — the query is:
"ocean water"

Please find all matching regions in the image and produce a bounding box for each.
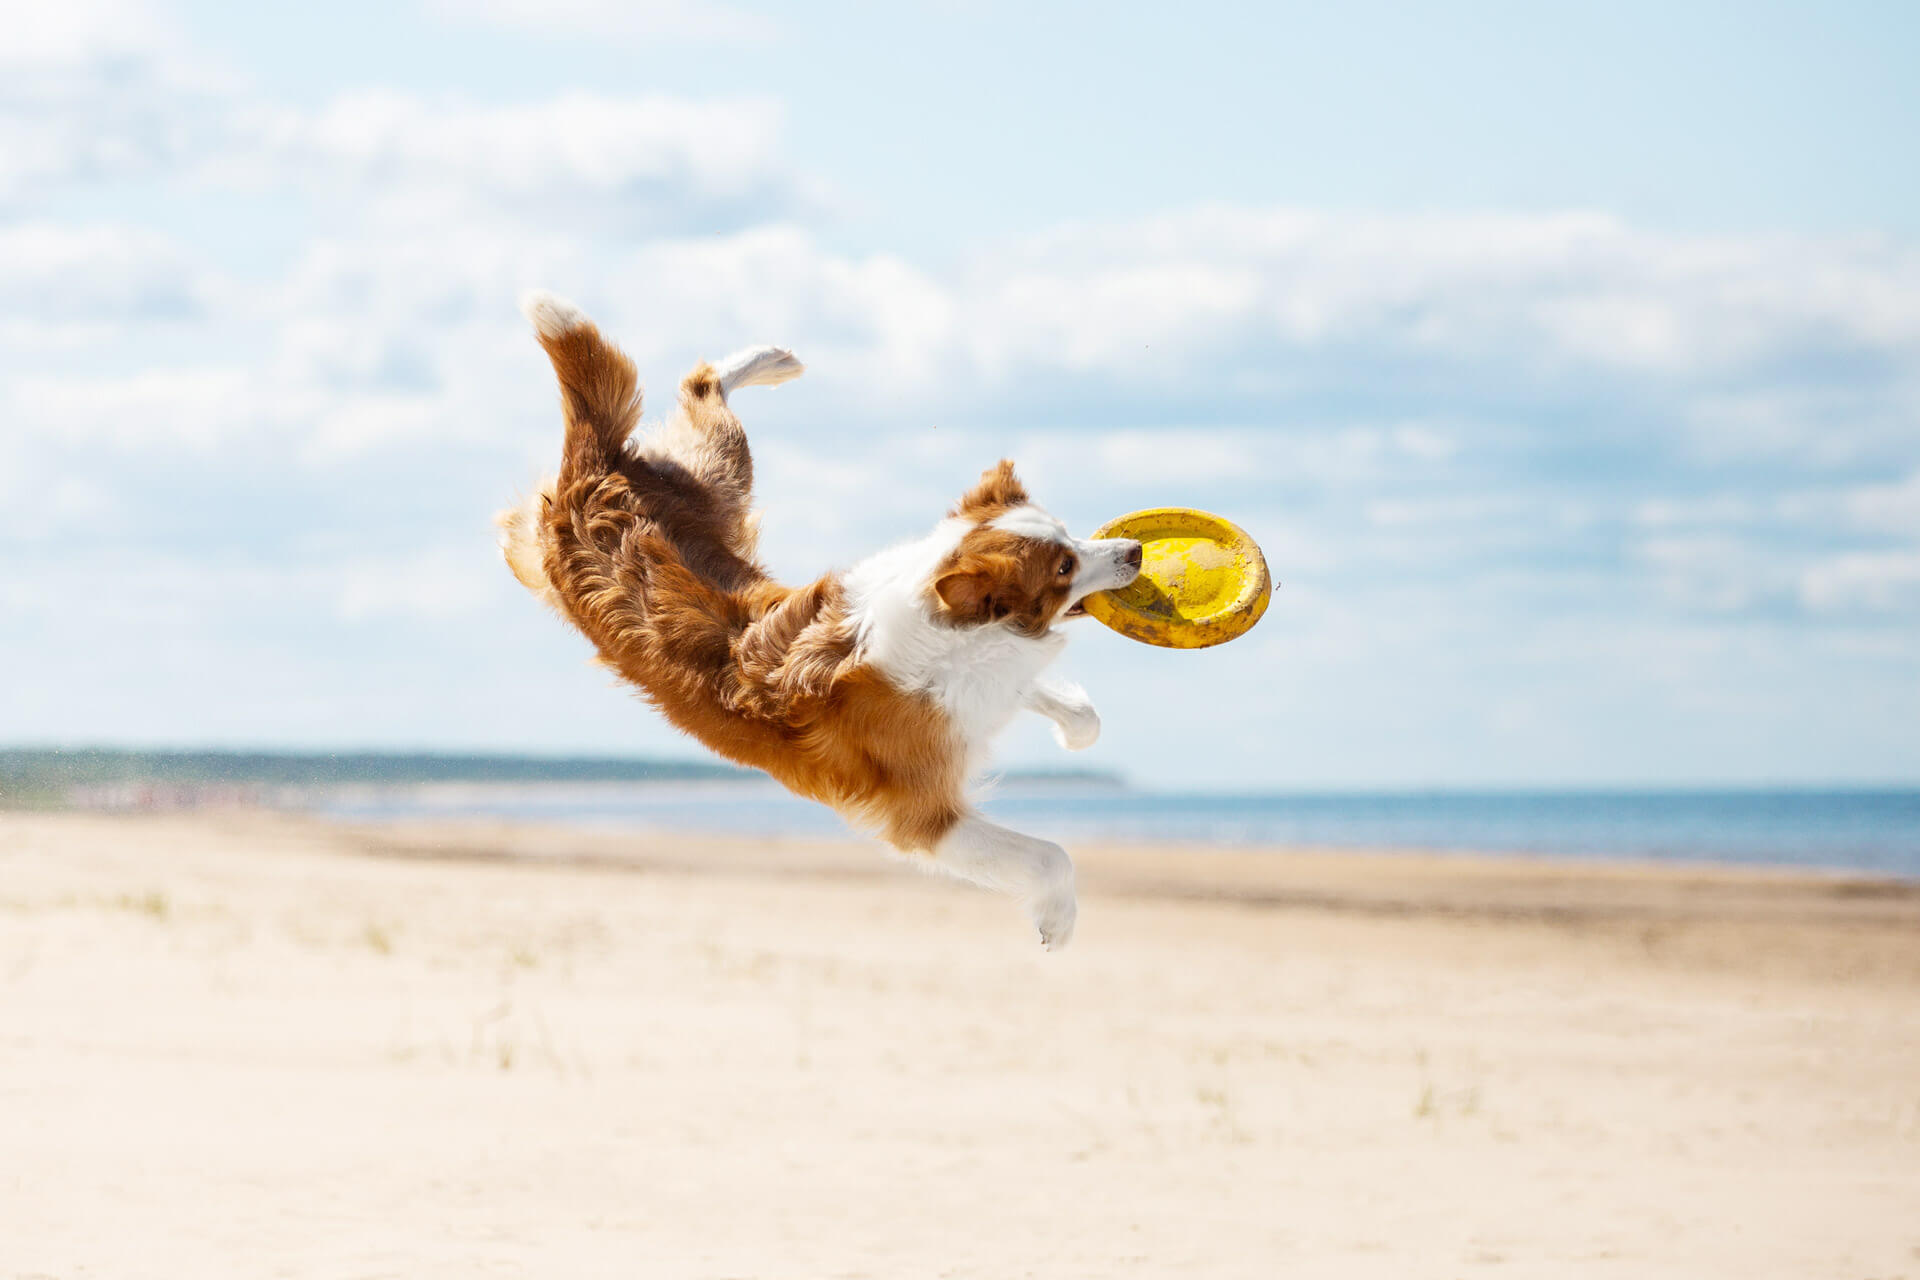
[319,781,1920,878]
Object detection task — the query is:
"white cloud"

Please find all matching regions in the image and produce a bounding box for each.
[1632,495,1759,529]
[0,0,239,201]
[1363,495,1537,529]
[1391,424,1458,461]
[1800,552,1920,615]
[1683,384,1920,467]
[7,368,260,450]
[1636,534,1790,614]
[229,90,787,207]
[0,72,214,201]
[424,0,769,42]
[0,468,116,543]
[590,226,959,394]
[973,260,1258,375]
[0,223,203,332]
[1010,424,1446,494]
[1,9,798,224]
[0,0,172,67]
[1842,470,1920,536]
[9,52,1917,462]
[336,548,500,621]
[948,210,1915,385]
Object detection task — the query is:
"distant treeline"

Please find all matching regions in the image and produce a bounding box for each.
[0,747,751,807]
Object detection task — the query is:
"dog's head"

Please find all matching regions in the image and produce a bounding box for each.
[931,461,1143,636]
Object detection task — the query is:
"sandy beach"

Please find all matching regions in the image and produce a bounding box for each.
[3,809,1917,1278]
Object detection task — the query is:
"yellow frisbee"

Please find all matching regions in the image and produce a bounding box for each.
[1081,508,1272,649]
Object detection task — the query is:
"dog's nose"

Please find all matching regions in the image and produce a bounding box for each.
[1123,541,1143,569]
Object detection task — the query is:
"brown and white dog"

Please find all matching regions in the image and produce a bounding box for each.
[499,293,1141,948]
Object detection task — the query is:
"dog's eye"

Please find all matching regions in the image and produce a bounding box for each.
[1058,556,1075,577]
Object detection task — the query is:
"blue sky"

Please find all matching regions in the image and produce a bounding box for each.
[3,0,1917,787]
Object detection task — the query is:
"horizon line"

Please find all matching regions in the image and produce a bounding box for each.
[4,744,1917,795]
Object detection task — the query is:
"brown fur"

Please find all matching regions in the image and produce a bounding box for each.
[951,459,1029,520]
[922,460,1079,634]
[512,315,970,851]
[932,526,1079,636]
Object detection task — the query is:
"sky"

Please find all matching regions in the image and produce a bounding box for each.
[3,0,1918,789]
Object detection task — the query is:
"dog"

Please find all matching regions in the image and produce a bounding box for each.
[498,292,1141,949]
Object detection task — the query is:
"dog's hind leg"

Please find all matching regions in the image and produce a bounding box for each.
[713,345,804,398]
[640,349,804,556]
[929,813,1078,950]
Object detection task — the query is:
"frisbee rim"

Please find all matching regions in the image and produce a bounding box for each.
[1081,507,1271,649]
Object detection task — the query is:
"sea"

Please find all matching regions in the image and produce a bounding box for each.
[319,780,1920,879]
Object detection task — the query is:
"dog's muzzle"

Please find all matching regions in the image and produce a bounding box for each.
[1065,540,1144,617]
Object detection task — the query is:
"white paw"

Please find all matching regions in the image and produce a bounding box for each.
[1051,705,1101,752]
[1026,847,1077,951]
[1031,884,1077,951]
[715,345,805,395]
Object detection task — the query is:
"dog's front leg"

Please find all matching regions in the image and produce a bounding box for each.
[931,814,1077,950]
[1024,679,1101,752]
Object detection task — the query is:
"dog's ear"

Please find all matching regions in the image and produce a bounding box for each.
[934,555,1027,626]
[951,459,1028,518]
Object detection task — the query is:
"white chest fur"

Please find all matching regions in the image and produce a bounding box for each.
[843,520,1069,759]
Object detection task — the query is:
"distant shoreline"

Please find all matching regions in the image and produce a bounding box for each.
[0,747,1125,809]
[4,745,1913,800]
[5,747,1916,880]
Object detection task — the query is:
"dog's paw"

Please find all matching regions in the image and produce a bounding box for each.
[715,345,805,396]
[1036,890,1082,951]
[1032,886,1077,951]
[1050,705,1101,752]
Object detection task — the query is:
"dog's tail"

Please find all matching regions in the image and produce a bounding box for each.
[521,290,641,471]
[497,291,642,609]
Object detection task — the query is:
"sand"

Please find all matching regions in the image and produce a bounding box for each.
[3,809,1917,1279]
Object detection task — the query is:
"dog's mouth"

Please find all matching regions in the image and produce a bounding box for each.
[1064,600,1088,618]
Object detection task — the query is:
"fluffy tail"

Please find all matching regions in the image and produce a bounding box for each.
[496,291,642,608]
[522,290,642,472]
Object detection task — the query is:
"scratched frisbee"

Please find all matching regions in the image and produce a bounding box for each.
[1080,508,1272,649]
